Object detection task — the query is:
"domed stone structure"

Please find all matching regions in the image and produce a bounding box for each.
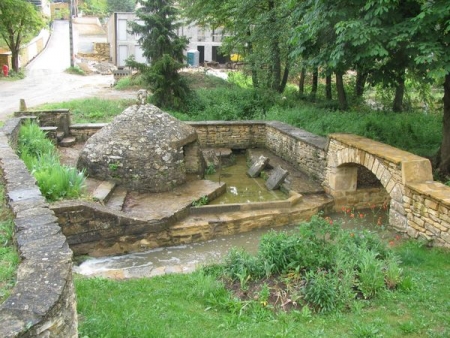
[77,104,205,192]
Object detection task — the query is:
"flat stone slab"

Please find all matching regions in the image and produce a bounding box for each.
[265,166,289,190]
[202,148,233,167]
[92,181,116,203]
[106,186,128,211]
[247,155,269,178]
[59,137,76,147]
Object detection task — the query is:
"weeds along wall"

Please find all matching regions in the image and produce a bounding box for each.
[0,118,78,337]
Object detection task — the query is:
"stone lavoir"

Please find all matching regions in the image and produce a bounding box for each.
[1,103,450,337]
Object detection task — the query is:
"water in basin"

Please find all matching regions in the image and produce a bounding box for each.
[206,154,287,204]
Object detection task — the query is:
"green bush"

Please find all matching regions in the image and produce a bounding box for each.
[18,121,86,201]
[211,214,404,314]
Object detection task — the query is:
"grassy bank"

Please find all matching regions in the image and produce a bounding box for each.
[75,239,450,338]
[35,72,442,159]
[36,98,136,124]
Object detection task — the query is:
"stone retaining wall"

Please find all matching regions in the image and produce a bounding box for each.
[14,110,71,138]
[0,118,78,338]
[405,182,450,247]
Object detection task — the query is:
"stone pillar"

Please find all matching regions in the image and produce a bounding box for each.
[327,165,358,192]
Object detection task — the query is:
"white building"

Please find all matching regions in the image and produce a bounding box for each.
[106,12,228,67]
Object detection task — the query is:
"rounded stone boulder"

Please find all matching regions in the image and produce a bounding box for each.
[77,104,204,192]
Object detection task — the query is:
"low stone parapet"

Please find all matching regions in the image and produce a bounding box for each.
[0,119,78,337]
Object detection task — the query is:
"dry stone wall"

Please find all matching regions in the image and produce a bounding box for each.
[189,121,328,180]
[404,182,450,247]
[0,118,77,338]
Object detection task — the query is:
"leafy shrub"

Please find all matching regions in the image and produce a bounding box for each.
[211,214,404,314]
[18,121,85,201]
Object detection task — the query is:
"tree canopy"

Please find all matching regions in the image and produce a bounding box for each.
[107,0,135,13]
[128,0,190,109]
[180,0,450,175]
[0,0,45,72]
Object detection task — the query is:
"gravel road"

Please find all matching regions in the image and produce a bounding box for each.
[0,20,136,122]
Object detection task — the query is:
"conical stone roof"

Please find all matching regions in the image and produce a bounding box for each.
[77,104,199,192]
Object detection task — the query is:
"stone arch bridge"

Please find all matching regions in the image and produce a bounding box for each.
[324,133,449,246]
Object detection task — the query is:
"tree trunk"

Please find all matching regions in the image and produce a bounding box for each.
[6,33,20,72]
[335,72,348,110]
[279,64,289,93]
[299,68,306,95]
[311,68,318,101]
[439,74,450,176]
[326,74,332,100]
[268,0,281,92]
[393,75,405,112]
[355,70,367,97]
[11,50,20,72]
[246,30,259,88]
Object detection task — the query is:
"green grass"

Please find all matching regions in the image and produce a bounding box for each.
[18,121,86,201]
[35,98,136,123]
[65,66,86,76]
[75,240,450,338]
[264,106,442,158]
[0,179,19,304]
[31,71,443,160]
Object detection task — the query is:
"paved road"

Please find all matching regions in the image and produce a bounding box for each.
[0,20,132,122]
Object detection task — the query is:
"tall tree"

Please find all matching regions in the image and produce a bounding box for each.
[0,0,45,72]
[180,0,293,93]
[107,0,135,13]
[412,0,450,176]
[128,0,189,109]
[332,0,422,111]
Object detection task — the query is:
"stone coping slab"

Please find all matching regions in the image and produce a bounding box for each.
[190,191,302,215]
[329,133,429,164]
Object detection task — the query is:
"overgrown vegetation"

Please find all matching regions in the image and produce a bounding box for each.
[170,72,442,160]
[208,214,405,314]
[0,178,18,304]
[35,98,135,123]
[75,222,450,337]
[17,121,85,201]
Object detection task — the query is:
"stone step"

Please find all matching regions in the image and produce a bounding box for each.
[92,181,116,204]
[106,186,128,211]
[56,131,65,142]
[40,126,58,143]
[59,137,76,147]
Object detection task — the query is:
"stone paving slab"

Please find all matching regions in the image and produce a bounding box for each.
[247,155,269,178]
[265,165,289,190]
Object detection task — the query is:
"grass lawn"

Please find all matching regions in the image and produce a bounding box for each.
[75,241,450,338]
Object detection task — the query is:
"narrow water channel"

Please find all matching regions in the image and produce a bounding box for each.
[74,209,397,279]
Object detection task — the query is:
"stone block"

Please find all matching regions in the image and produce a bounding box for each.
[402,159,433,184]
[92,181,116,203]
[327,166,357,192]
[265,166,288,190]
[247,155,269,178]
